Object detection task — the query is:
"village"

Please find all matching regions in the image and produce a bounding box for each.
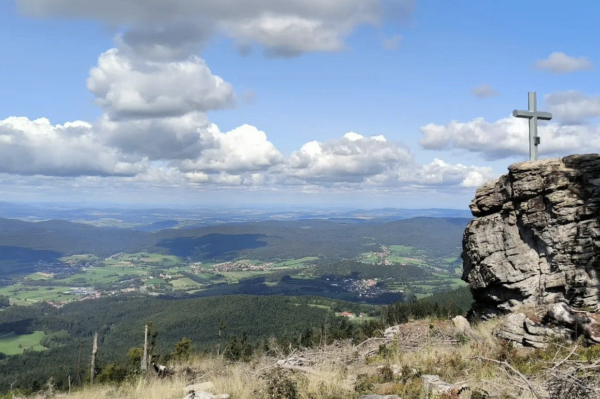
[191,260,277,273]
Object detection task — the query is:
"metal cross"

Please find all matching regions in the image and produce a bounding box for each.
[513,92,552,161]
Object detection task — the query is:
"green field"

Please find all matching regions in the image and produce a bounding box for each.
[0,283,78,305]
[220,271,272,282]
[360,244,428,265]
[442,256,460,263]
[27,273,53,280]
[0,331,46,355]
[103,252,182,267]
[146,278,167,286]
[60,254,99,263]
[170,277,203,288]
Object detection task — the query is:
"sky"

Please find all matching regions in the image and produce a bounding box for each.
[1,0,599,209]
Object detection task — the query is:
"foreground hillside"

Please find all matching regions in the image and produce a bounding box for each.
[10,315,600,399]
[0,289,472,394]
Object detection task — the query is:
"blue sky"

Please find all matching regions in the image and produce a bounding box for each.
[1,0,599,208]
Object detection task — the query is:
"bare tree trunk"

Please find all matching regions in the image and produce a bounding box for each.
[68,375,71,394]
[76,344,82,386]
[141,324,148,371]
[90,332,98,384]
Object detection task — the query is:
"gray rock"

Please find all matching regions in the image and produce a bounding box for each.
[422,374,456,396]
[463,155,600,313]
[358,396,401,399]
[452,315,471,334]
[184,382,214,393]
[182,382,229,399]
[384,325,401,340]
[497,313,526,344]
[183,392,228,399]
[276,355,311,367]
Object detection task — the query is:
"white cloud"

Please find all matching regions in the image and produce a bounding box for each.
[419,115,600,160]
[545,90,600,122]
[224,14,351,56]
[285,133,413,183]
[282,132,492,189]
[87,48,235,120]
[0,115,493,195]
[471,84,499,99]
[535,52,593,73]
[176,124,283,173]
[15,0,413,57]
[96,112,210,160]
[407,159,494,188]
[0,117,146,176]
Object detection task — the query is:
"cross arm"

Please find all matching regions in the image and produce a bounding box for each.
[512,109,553,120]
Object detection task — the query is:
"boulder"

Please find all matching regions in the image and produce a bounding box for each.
[463,155,600,315]
[452,316,471,335]
[182,392,229,399]
[276,355,312,367]
[496,313,526,344]
[422,374,457,396]
[184,382,215,393]
[384,325,401,340]
[182,382,229,399]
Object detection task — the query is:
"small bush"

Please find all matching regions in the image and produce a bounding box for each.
[377,365,394,383]
[265,369,298,399]
[354,374,374,394]
[495,340,517,362]
[377,344,392,359]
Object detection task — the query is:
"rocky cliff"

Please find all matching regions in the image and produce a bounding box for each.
[462,154,600,318]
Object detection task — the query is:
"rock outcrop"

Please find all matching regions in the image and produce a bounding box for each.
[462,154,600,318]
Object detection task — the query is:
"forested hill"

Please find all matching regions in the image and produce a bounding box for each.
[0,218,149,256]
[0,288,472,393]
[0,217,469,261]
[0,294,373,392]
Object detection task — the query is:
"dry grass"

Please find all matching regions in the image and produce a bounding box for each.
[14,317,600,399]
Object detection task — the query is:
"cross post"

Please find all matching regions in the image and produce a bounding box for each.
[513,92,552,161]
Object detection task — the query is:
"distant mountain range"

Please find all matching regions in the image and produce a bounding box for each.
[0,201,471,228]
[0,216,470,273]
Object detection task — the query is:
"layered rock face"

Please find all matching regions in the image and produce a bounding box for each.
[462,154,600,317]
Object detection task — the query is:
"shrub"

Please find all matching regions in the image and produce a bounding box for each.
[265,369,298,399]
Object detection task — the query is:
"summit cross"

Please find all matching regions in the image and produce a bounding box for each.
[513,92,552,161]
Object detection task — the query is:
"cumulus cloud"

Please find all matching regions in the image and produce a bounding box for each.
[1,0,491,197]
[97,112,211,160]
[224,14,351,56]
[471,84,499,99]
[117,24,213,61]
[87,48,234,120]
[0,117,146,176]
[535,52,593,73]
[545,90,600,122]
[281,132,492,189]
[406,159,494,188]
[15,0,414,57]
[419,115,600,160]
[176,124,283,173]
[0,113,493,193]
[285,133,413,183]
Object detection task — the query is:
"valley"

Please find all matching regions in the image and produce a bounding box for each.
[0,243,465,307]
[0,210,472,393]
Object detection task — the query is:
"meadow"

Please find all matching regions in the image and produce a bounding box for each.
[0,331,46,355]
